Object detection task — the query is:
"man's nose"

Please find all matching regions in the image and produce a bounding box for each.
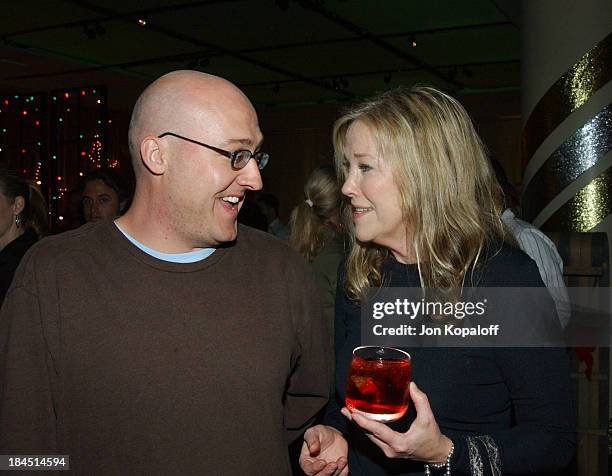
[237,159,263,190]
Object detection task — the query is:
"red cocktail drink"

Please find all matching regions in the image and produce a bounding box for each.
[345,346,411,422]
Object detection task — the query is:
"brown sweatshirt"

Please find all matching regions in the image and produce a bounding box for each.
[0,221,330,475]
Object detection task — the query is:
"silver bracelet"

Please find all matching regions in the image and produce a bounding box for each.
[424,441,454,476]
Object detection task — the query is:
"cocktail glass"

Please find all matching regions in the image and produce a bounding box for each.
[345,346,411,422]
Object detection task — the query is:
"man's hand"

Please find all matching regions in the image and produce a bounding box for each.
[299,424,349,476]
[341,382,452,463]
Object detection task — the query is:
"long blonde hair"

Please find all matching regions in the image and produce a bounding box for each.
[289,165,342,261]
[333,86,506,301]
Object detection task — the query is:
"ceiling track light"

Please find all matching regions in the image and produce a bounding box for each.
[330,77,349,91]
[408,35,417,48]
[82,22,105,40]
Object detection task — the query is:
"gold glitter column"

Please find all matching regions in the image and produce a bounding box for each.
[521,0,612,233]
[519,3,612,475]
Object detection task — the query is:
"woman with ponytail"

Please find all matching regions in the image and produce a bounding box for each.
[0,164,48,304]
[289,165,345,344]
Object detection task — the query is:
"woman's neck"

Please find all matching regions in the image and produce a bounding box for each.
[0,225,24,252]
[390,246,417,264]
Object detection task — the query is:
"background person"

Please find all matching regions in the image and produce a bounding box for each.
[0,164,47,305]
[289,165,345,349]
[258,193,289,239]
[80,168,131,223]
[300,86,575,476]
[489,156,571,328]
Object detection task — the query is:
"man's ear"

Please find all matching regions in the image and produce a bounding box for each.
[12,196,25,216]
[140,136,167,176]
[118,200,128,214]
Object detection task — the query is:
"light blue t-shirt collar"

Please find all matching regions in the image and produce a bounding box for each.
[114,223,215,263]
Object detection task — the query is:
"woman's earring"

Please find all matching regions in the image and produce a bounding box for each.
[14,215,21,227]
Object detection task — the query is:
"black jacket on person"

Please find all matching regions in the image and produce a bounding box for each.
[0,228,38,305]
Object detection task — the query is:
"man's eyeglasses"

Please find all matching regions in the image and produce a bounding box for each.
[158,132,269,170]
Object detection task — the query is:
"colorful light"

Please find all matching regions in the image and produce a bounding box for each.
[2,87,111,227]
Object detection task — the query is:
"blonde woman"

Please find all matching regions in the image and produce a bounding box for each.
[300,87,574,476]
[289,165,344,341]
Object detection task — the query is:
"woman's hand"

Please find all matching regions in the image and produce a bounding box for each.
[299,424,349,476]
[341,382,452,463]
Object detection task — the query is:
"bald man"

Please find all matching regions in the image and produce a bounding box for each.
[0,71,330,475]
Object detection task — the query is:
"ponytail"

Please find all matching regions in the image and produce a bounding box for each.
[289,201,327,261]
[288,165,342,261]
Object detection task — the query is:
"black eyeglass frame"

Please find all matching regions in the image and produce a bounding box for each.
[158,132,269,170]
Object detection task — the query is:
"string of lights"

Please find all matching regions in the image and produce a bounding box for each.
[0,86,112,228]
